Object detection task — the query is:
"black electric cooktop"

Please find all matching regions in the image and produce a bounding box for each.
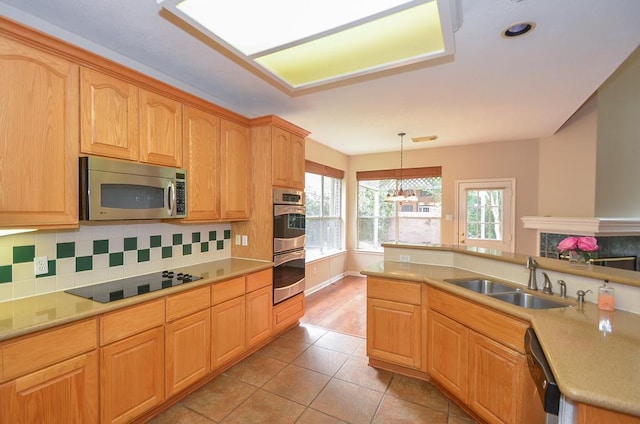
[65,270,202,303]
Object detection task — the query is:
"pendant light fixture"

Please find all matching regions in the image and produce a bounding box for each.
[385,132,419,203]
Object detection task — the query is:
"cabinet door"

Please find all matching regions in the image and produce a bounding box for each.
[468,331,521,424]
[211,296,246,369]
[80,67,139,161]
[246,285,273,348]
[367,298,421,369]
[0,351,98,424]
[578,403,640,424]
[427,310,469,402]
[272,293,305,334]
[100,327,164,424]
[220,119,251,219]
[271,126,291,187]
[165,309,211,397]
[0,37,79,228]
[182,106,221,221]
[290,133,305,189]
[139,90,182,167]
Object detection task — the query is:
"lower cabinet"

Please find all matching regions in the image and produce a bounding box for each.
[211,295,246,369]
[0,319,98,424]
[100,326,165,424]
[273,293,305,334]
[427,310,468,401]
[0,351,98,424]
[246,285,273,348]
[578,403,640,424]
[366,277,422,370]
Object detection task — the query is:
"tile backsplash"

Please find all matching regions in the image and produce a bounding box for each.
[0,222,232,302]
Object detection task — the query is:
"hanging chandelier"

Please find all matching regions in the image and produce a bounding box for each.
[385,132,418,203]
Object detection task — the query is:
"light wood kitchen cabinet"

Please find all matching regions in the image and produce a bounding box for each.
[81,67,183,167]
[427,287,543,424]
[0,35,79,228]
[273,293,306,334]
[366,277,422,370]
[211,295,246,370]
[165,286,211,398]
[80,67,139,161]
[182,106,250,222]
[272,126,305,189]
[220,118,251,220]
[100,299,165,424]
[578,403,640,424]
[245,269,273,348]
[427,310,468,402]
[468,331,524,424]
[0,319,98,424]
[139,89,183,167]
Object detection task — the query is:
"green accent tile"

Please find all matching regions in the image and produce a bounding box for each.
[57,242,75,259]
[192,232,201,243]
[124,237,137,251]
[162,246,173,258]
[75,256,92,272]
[216,240,224,250]
[13,245,35,264]
[183,244,192,255]
[109,252,124,267]
[150,235,162,248]
[93,239,109,255]
[209,231,216,241]
[137,249,150,263]
[0,265,12,283]
[201,242,209,253]
[36,260,56,278]
[224,229,231,240]
[173,233,183,245]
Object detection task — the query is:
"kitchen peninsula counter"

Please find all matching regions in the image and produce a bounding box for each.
[0,257,272,342]
[361,256,640,418]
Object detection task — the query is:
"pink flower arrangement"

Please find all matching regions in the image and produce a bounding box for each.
[558,236,598,262]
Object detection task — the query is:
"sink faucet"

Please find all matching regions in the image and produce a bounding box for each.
[541,272,553,295]
[558,280,567,298]
[526,257,538,290]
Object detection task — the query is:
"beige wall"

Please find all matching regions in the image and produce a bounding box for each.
[538,97,598,216]
[595,47,640,217]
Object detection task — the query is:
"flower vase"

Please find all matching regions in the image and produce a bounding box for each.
[569,251,590,265]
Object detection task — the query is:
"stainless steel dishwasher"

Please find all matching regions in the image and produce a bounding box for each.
[525,328,561,423]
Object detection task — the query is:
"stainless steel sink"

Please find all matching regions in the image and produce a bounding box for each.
[488,292,568,309]
[444,278,520,294]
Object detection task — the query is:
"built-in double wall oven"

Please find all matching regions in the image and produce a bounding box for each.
[273,188,305,305]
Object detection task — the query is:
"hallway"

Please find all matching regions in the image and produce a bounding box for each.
[149,276,477,423]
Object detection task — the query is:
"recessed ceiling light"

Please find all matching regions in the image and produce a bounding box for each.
[502,22,535,38]
[161,0,461,91]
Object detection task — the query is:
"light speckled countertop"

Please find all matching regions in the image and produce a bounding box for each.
[361,260,640,417]
[0,257,272,342]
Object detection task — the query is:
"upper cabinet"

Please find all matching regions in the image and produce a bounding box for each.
[272,126,305,189]
[80,67,139,161]
[81,67,183,167]
[182,106,250,222]
[0,36,79,228]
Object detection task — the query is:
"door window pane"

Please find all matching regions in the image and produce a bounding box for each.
[466,189,503,241]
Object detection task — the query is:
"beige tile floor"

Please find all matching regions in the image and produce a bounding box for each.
[149,323,477,423]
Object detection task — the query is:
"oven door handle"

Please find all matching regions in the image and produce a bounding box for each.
[273,249,305,267]
[274,205,305,216]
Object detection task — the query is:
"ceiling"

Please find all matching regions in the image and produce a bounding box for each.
[1,0,639,155]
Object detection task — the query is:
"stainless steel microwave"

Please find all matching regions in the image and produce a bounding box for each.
[79,156,187,220]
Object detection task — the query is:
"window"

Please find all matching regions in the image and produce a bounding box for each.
[357,167,442,250]
[305,161,344,259]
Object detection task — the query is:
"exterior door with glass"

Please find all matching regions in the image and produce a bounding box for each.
[456,179,515,252]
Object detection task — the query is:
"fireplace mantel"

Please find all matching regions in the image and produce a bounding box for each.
[521,216,640,236]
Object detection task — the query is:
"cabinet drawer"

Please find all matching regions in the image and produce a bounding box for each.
[166,286,211,322]
[428,287,529,353]
[211,277,245,305]
[273,293,304,333]
[367,277,422,305]
[100,299,164,346]
[1,319,97,382]
[246,269,273,292]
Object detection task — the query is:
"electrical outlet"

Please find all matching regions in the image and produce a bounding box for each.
[235,235,241,245]
[241,235,248,246]
[34,256,49,275]
[399,255,410,263]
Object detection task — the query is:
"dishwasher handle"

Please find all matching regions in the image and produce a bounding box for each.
[525,328,560,415]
